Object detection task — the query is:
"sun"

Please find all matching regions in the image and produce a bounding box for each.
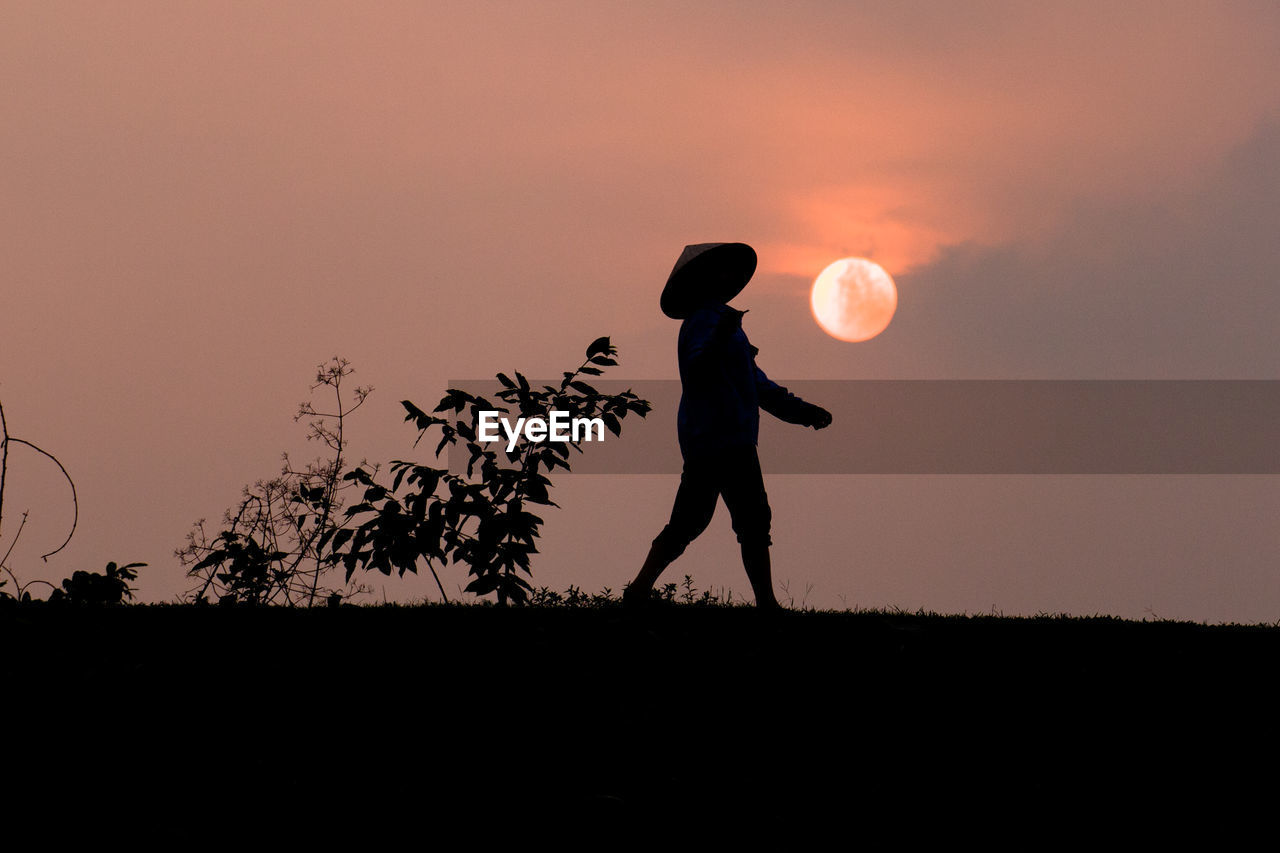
[810,258,897,342]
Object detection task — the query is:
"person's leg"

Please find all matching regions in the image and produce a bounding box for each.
[627,455,718,603]
[719,445,779,609]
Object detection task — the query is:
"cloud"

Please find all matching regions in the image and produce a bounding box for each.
[895,118,1280,377]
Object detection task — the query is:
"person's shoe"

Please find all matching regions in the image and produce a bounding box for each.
[622,585,651,609]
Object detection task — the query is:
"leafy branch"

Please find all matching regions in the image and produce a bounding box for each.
[333,336,650,604]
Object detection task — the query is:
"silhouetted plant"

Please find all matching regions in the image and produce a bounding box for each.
[0,399,80,602]
[334,336,650,605]
[0,511,47,603]
[524,576,728,608]
[48,561,144,605]
[641,574,727,607]
[178,357,375,606]
[529,583,617,607]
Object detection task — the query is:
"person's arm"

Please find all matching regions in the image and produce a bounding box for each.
[755,364,832,429]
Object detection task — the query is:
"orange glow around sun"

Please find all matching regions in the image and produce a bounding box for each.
[761,180,1003,280]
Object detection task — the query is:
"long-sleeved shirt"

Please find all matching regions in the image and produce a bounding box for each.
[676,303,815,458]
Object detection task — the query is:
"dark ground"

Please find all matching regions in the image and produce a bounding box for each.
[5,603,1278,832]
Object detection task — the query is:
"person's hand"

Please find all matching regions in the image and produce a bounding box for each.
[807,405,832,430]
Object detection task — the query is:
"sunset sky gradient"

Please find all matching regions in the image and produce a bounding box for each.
[3,1,1278,619]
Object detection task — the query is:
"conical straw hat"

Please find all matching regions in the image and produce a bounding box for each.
[659,242,757,319]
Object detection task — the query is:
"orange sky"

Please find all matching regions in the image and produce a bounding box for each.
[3,1,1278,618]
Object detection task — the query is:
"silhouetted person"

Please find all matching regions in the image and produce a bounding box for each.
[625,242,832,609]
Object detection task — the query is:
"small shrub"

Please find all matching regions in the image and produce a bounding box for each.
[335,336,650,605]
[48,561,144,605]
[178,357,374,606]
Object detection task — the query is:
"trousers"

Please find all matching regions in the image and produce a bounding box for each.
[650,444,772,563]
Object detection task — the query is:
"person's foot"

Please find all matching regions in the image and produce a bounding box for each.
[622,585,651,609]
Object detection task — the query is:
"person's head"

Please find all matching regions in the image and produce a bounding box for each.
[660,242,757,319]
